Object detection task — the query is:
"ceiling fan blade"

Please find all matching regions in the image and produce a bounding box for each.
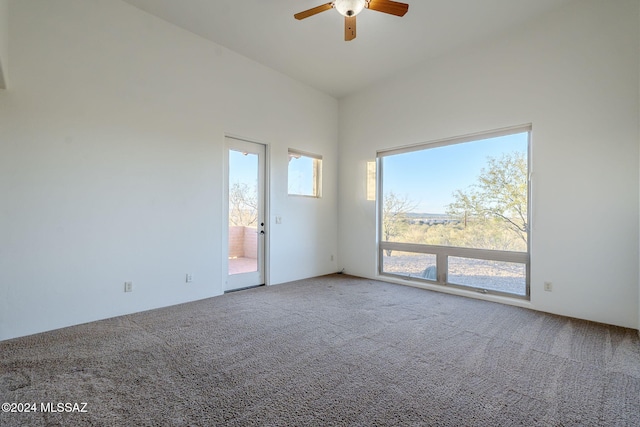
[345,15,356,41]
[294,3,333,20]
[366,0,409,17]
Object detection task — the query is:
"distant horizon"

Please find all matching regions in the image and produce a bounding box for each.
[404,212,454,218]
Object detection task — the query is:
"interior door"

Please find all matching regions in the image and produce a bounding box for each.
[225,137,266,291]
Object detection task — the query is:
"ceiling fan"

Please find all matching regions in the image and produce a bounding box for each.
[294,0,409,41]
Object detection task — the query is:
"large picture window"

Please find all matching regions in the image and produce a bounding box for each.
[378,126,530,298]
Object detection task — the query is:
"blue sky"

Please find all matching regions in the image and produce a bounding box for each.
[288,156,315,195]
[382,132,529,213]
[230,132,528,213]
[229,150,258,187]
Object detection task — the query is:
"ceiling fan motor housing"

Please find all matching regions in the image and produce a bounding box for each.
[334,0,366,17]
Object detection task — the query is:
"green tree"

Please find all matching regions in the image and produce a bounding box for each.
[447,152,528,249]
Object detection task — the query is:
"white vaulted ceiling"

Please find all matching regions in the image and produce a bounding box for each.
[123,0,574,98]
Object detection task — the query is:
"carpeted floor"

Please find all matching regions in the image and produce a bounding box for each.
[1,274,639,426]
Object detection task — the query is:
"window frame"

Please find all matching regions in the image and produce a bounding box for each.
[287,149,322,198]
[377,125,531,300]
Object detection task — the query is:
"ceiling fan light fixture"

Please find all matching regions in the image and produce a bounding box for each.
[334,0,366,17]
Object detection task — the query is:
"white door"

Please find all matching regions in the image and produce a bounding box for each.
[225,137,266,291]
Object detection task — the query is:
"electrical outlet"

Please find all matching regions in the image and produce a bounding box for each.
[275,216,282,224]
[186,274,193,283]
[124,281,133,292]
[330,254,334,261]
[544,281,552,292]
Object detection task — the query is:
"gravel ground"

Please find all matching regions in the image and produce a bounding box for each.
[382,254,526,295]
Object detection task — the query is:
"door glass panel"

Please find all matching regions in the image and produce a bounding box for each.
[228,150,259,276]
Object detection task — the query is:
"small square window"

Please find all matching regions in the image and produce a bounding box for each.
[288,149,322,197]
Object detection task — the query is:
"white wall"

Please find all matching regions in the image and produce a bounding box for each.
[0,0,338,341]
[338,0,640,328]
[0,0,8,89]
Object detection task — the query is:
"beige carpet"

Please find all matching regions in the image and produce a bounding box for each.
[1,274,639,426]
